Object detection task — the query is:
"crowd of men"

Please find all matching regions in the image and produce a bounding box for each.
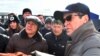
[0,2,100,56]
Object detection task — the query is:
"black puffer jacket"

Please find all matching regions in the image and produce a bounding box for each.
[0,34,9,52]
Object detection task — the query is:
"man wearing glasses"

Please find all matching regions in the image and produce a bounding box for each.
[54,3,100,56]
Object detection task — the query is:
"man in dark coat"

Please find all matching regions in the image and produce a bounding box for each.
[44,20,68,56]
[6,16,48,55]
[19,8,32,27]
[39,17,52,36]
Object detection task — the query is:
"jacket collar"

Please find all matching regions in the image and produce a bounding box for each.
[19,29,44,42]
[51,30,67,40]
[71,20,97,44]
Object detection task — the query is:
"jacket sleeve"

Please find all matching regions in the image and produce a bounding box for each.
[82,47,100,56]
[41,40,48,53]
[82,35,100,56]
[5,36,15,53]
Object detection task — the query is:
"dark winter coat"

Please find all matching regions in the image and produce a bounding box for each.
[39,27,51,36]
[6,29,48,55]
[0,34,9,52]
[44,30,68,56]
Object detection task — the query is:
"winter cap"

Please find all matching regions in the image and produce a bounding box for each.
[26,16,41,26]
[45,17,53,24]
[22,8,32,15]
[54,3,90,22]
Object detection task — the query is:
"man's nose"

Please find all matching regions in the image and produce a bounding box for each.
[64,21,70,26]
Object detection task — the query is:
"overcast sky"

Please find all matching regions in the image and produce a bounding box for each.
[0,0,99,18]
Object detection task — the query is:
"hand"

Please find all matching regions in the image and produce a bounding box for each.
[0,52,29,56]
[15,52,28,56]
[0,53,16,56]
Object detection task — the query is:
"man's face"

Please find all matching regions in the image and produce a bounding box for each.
[64,13,87,36]
[52,23,63,36]
[23,12,32,19]
[45,23,52,30]
[25,21,38,35]
[37,16,45,24]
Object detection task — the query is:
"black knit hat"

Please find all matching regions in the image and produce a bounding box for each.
[8,13,19,24]
[22,8,32,15]
[45,17,52,24]
[54,3,90,22]
[53,11,64,23]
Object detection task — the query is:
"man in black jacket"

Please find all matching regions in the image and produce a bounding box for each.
[39,17,52,36]
[44,20,68,56]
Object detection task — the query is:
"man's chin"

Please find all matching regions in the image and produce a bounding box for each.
[67,32,72,36]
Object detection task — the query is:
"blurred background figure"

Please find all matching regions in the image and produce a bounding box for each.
[19,8,32,27]
[0,20,9,53]
[6,13,23,37]
[37,14,45,28]
[39,17,53,36]
[44,20,69,56]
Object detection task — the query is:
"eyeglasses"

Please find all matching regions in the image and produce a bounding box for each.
[64,15,72,21]
[64,13,84,21]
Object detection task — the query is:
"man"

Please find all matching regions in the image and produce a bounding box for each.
[44,20,68,56]
[39,17,52,36]
[6,16,48,55]
[19,8,32,27]
[54,3,100,56]
[37,14,45,28]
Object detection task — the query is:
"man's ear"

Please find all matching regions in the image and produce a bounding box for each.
[82,15,89,23]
